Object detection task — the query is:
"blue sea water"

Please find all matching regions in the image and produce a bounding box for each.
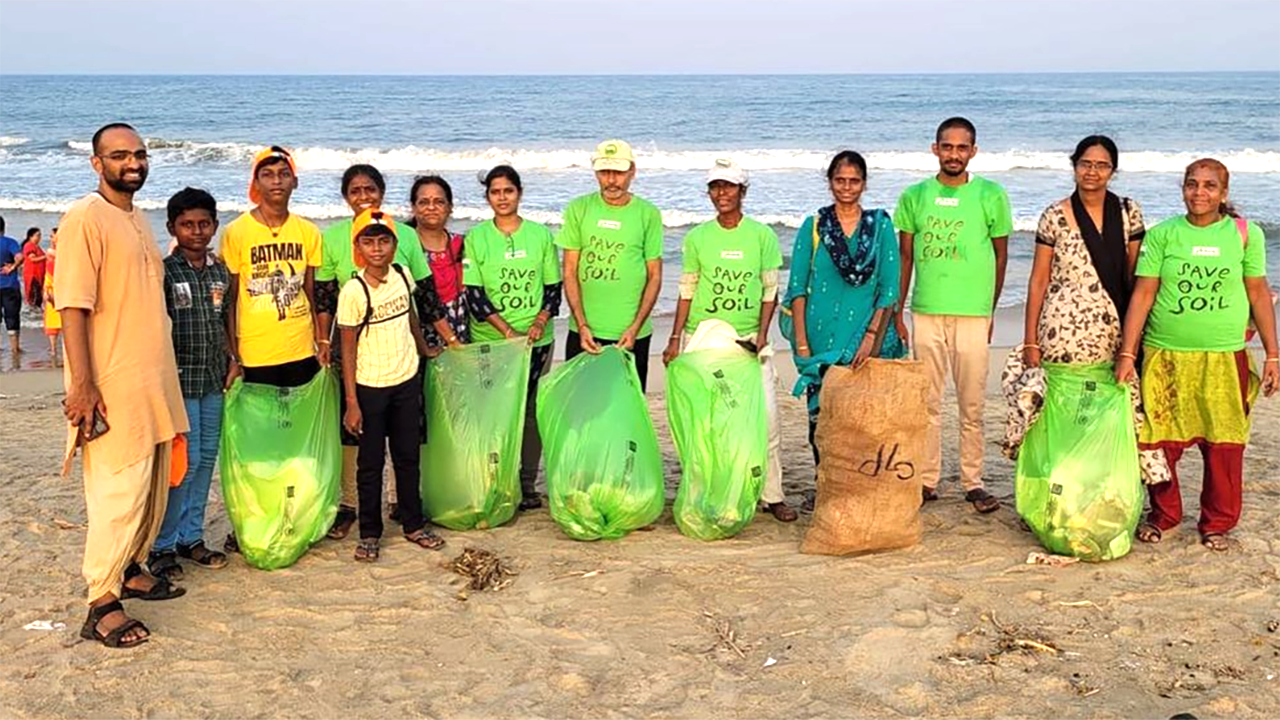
[1,72,1278,312]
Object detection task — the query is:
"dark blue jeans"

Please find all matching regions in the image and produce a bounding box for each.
[154,392,224,551]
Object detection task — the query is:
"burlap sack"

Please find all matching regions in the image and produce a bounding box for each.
[801,358,929,555]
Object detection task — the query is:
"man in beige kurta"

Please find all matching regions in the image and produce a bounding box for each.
[57,123,188,647]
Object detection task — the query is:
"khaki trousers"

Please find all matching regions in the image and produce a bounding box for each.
[82,441,171,603]
[912,314,988,491]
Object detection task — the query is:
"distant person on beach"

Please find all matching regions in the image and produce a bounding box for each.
[664,158,797,522]
[0,215,24,353]
[220,145,323,552]
[43,227,62,366]
[409,175,471,351]
[56,122,188,648]
[22,227,47,308]
[315,164,438,539]
[894,117,1012,514]
[147,187,233,582]
[1116,158,1278,552]
[464,165,562,511]
[557,139,664,392]
[1005,135,1169,484]
[338,209,443,561]
[780,151,907,513]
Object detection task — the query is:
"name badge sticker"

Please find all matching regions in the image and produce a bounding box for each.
[934,197,960,208]
[504,249,528,260]
[597,220,622,230]
[720,250,744,260]
[1191,246,1221,258]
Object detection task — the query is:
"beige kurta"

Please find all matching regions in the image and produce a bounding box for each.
[54,192,188,601]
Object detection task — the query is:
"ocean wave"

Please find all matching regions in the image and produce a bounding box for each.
[0,136,30,147]
[54,139,1280,174]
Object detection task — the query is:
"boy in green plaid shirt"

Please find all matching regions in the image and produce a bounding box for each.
[148,188,235,581]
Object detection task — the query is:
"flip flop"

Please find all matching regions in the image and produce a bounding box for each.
[1201,533,1229,552]
[764,502,798,523]
[404,528,446,550]
[964,488,1000,514]
[1136,523,1162,544]
[327,507,357,540]
[354,538,380,563]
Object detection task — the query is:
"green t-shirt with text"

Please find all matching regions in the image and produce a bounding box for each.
[682,217,782,336]
[893,175,1012,316]
[463,219,562,347]
[555,192,664,339]
[1137,215,1266,352]
[318,219,430,287]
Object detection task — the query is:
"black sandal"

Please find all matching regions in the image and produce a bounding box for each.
[177,541,228,569]
[519,495,543,511]
[404,528,446,550]
[147,550,184,582]
[120,562,187,602]
[964,488,1001,514]
[80,600,149,648]
[327,507,358,540]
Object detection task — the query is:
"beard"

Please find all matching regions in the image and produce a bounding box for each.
[104,167,148,193]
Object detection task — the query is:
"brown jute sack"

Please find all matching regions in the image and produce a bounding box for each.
[801,358,929,556]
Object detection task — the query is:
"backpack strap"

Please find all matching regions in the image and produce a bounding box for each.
[1234,216,1249,247]
[390,263,419,322]
[353,274,374,339]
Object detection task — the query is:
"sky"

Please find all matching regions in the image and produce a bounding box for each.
[0,0,1278,75]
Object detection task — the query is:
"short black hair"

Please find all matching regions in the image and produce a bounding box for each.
[341,164,386,197]
[482,165,522,192]
[1071,135,1119,169]
[166,187,218,225]
[935,117,976,144]
[0,216,5,234]
[826,150,868,181]
[91,122,138,155]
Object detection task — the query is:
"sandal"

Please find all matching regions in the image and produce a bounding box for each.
[519,495,543,511]
[1136,523,1162,544]
[354,538,380,563]
[921,487,939,505]
[327,507,358,540]
[964,488,1000,514]
[1201,533,1230,552]
[764,502,799,523]
[801,489,817,514]
[223,533,239,555]
[404,528,446,550]
[120,562,186,602]
[80,600,149,649]
[177,541,228,569]
[147,550,184,582]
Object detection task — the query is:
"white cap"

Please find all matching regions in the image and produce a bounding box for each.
[706,158,748,187]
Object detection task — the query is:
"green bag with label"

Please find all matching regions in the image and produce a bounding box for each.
[421,339,531,530]
[667,346,768,540]
[537,347,664,540]
[220,368,341,570]
[1015,363,1143,561]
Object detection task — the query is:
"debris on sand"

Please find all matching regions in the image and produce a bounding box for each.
[701,611,748,658]
[447,547,517,599]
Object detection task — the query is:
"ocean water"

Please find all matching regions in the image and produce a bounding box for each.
[1,72,1278,315]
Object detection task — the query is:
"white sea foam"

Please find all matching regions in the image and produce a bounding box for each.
[0,136,30,147]
[55,139,1280,174]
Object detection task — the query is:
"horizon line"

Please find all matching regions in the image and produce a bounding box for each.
[3,69,1278,78]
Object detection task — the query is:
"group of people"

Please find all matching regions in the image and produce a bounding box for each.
[0,219,62,362]
[51,118,1276,649]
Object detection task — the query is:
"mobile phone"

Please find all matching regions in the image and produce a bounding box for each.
[76,409,110,446]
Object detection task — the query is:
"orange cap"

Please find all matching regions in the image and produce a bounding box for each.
[247,145,297,205]
[351,209,397,267]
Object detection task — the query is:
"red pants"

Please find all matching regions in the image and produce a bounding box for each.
[1147,443,1244,535]
[1145,350,1250,536]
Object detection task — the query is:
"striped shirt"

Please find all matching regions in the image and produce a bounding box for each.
[336,266,418,388]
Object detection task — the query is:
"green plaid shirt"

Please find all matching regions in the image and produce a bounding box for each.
[164,251,231,398]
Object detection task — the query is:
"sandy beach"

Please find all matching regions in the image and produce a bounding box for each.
[1,346,1279,720]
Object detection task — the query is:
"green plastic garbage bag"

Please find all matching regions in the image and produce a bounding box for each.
[667,346,768,540]
[219,368,341,570]
[421,338,531,530]
[536,347,664,540]
[1015,363,1143,561]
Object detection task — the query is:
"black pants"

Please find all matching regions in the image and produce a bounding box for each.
[0,287,20,333]
[242,356,321,388]
[519,344,553,496]
[565,331,651,393]
[355,376,425,539]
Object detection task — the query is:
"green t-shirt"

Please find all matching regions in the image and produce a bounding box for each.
[1137,215,1266,352]
[893,175,1013,317]
[681,217,782,336]
[463,219,562,347]
[555,192,664,339]
[318,219,430,287]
